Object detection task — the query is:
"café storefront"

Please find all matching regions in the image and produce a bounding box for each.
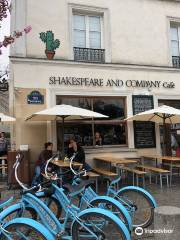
[10,58,180,171]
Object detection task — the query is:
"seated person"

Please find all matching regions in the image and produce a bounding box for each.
[31,142,53,186]
[0,132,8,157]
[95,132,103,146]
[63,137,91,184]
[67,137,85,165]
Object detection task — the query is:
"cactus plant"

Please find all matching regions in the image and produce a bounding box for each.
[39,31,60,59]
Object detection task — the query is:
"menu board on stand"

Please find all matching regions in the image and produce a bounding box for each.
[132,95,156,148]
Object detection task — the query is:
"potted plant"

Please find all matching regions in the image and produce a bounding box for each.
[39,30,60,59]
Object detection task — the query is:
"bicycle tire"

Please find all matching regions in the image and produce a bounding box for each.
[89,197,132,232]
[72,208,131,240]
[1,220,54,240]
[115,187,155,228]
[1,205,37,223]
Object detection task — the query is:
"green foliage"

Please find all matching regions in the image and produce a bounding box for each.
[39,30,60,51]
[52,39,60,50]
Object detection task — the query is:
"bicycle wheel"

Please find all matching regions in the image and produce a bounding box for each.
[1,204,37,223]
[2,222,49,239]
[89,197,131,232]
[115,188,155,228]
[72,208,131,240]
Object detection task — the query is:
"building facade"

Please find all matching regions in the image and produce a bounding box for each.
[10,0,180,173]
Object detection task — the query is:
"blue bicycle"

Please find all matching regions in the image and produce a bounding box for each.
[2,153,132,239]
[44,153,157,229]
[0,197,55,239]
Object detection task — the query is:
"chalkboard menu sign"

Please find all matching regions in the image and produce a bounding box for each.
[132,95,156,148]
[134,121,156,148]
[132,95,154,115]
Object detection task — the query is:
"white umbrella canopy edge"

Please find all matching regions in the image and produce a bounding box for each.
[25,104,109,157]
[26,104,109,121]
[0,113,16,123]
[125,105,180,124]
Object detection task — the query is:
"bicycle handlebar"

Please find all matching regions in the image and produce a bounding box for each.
[22,180,51,194]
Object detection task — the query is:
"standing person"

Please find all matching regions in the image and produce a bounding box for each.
[0,132,8,157]
[31,142,53,186]
[171,133,178,156]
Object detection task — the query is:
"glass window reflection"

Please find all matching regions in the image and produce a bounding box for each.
[56,96,127,147]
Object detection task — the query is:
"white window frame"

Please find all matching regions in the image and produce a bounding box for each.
[73,14,103,49]
[167,17,180,66]
[68,3,111,62]
[170,24,180,57]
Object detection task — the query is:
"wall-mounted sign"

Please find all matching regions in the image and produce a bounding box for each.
[132,95,156,149]
[27,91,44,104]
[0,78,9,92]
[132,95,154,115]
[49,76,175,89]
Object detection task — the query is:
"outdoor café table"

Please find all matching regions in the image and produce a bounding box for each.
[158,156,180,186]
[52,159,83,168]
[93,156,139,186]
[51,159,83,186]
[93,156,138,172]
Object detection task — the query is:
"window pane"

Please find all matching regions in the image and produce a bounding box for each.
[95,124,126,145]
[56,96,127,147]
[93,98,125,120]
[170,27,178,41]
[89,32,101,48]
[56,96,92,110]
[89,16,101,32]
[73,15,85,30]
[171,40,179,56]
[57,123,92,149]
[73,30,86,47]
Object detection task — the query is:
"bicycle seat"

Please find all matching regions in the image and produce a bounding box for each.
[0,197,13,209]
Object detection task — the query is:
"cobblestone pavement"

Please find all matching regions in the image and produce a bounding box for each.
[0,175,180,239]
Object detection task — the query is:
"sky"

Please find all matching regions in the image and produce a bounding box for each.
[0,11,10,71]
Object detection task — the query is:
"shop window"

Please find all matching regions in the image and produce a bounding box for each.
[170,23,180,68]
[73,14,105,63]
[56,96,127,148]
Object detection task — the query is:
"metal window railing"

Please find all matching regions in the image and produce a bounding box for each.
[74,47,105,63]
[172,56,180,68]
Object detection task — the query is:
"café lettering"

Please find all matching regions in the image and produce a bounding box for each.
[49,76,175,89]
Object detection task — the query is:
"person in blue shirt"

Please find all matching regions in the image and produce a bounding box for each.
[31,142,53,186]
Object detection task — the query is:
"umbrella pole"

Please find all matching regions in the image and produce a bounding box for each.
[62,116,65,159]
[162,114,166,156]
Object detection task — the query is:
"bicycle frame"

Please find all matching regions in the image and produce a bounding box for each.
[46,179,132,232]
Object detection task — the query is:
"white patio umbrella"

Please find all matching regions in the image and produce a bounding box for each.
[0,113,16,123]
[26,104,108,156]
[125,105,180,154]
